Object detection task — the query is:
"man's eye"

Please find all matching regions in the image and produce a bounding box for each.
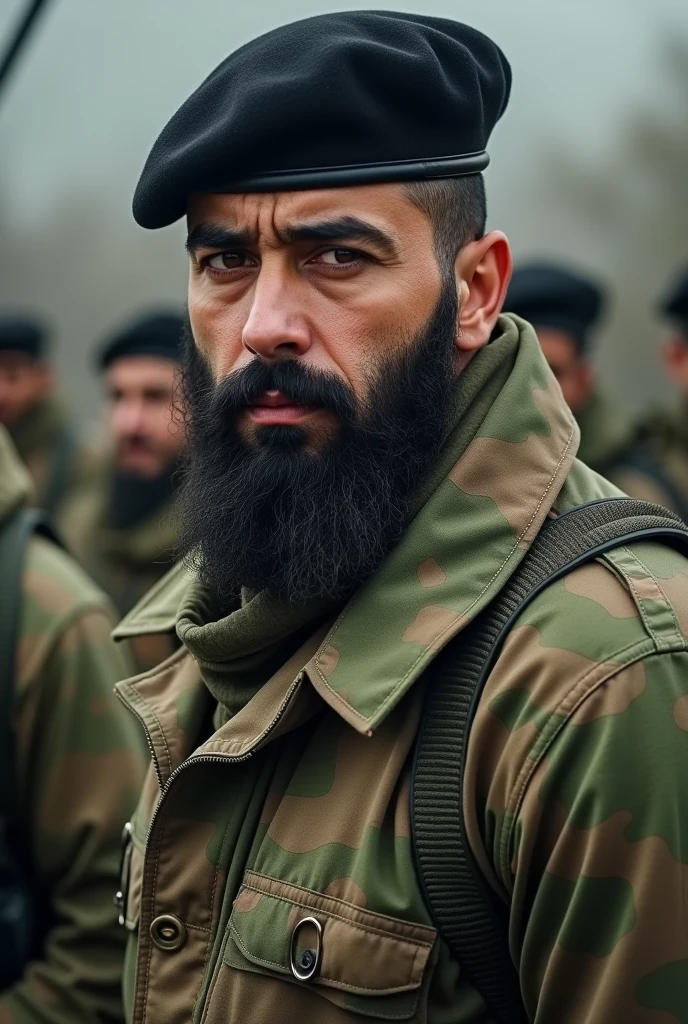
[207,252,251,270]
[318,248,360,266]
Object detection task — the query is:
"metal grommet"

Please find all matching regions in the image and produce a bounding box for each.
[289,916,322,982]
[150,913,187,952]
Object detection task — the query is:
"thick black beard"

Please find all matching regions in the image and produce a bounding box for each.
[106,465,179,530]
[178,284,458,606]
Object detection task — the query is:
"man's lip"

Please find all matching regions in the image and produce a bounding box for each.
[246,390,324,425]
[252,390,302,408]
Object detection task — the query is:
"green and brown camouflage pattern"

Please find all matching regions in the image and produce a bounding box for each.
[115,315,688,1023]
[8,396,100,521]
[0,427,148,1024]
[61,477,179,673]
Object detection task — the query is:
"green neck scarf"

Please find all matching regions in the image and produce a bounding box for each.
[176,320,519,718]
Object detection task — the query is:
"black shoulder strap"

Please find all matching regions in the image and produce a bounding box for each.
[411,497,688,1024]
[0,508,60,816]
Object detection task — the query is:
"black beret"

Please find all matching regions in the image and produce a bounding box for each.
[0,315,46,359]
[133,10,511,229]
[505,263,605,353]
[98,312,184,370]
[659,266,688,333]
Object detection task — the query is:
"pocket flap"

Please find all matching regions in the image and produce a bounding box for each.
[228,871,435,998]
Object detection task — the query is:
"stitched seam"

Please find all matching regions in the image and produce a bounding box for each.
[313,421,576,724]
[138,794,171,1021]
[239,882,434,949]
[197,810,236,991]
[229,924,422,995]
[243,872,436,941]
[125,684,173,780]
[500,637,661,886]
[630,548,683,649]
[198,930,231,1024]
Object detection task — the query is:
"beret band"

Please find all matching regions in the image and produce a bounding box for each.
[207,151,490,198]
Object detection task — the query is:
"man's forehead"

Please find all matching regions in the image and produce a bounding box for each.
[186,182,420,234]
[107,356,178,385]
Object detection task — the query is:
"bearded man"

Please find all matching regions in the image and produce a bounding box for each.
[113,13,688,1024]
[62,311,186,671]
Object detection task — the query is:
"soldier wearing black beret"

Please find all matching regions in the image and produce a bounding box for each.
[0,313,96,517]
[613,265,688,520]
[505,262,637,479]
[116,13,688,1024]
[61,310,186,673]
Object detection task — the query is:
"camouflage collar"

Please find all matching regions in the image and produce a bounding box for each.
[116,316,578,735]
[304,316,578,733]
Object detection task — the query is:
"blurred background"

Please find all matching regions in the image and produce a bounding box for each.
[1,0,687,423]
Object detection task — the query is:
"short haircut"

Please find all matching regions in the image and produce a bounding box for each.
[403,175,487,275]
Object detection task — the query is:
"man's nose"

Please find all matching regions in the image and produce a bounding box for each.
[111,399,145,438]
[242,272,311,360]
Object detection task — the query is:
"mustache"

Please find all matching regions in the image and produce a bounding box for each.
[206,358,358,424]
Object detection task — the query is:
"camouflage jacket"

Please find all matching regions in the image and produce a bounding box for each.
[0,427,148,1024]
[61,478,179,674]
[8,396,99,522]
[114,315,688,1024]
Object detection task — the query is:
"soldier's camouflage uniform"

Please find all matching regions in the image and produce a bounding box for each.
[115,315,688,1023]
[0,427,148,1024]
[61,478,179,674]
[7,396,98,522]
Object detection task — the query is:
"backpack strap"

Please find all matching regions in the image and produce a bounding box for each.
[411,497,688,1024]
[0,508,60,817]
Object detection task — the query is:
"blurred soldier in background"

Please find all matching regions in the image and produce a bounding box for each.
[618,266,688,520]
[505,263,635,480]
[0,315,96,520]
[0,424,146,1023]
[62,311,186,672]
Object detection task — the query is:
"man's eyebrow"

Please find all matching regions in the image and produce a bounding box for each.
[185,223,256,255]
[280,217,399,258]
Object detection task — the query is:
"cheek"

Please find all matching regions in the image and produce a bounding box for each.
[188,291,248,380]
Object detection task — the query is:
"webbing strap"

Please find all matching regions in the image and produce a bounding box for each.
[412,498,688,1024]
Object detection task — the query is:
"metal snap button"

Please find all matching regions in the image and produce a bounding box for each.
[150,913,187,952]
[289,916,322,982]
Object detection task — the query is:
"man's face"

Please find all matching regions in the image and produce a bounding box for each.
[662,333,688,395]
[0,352,52,427]
[186,184,446,450]
[105,356,185,477]
[180,182,509,603]
[536,328,593,414]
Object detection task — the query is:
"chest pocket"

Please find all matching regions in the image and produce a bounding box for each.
[213,870,436,1021]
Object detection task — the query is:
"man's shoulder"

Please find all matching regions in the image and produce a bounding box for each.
[486,537,688,733]
[113,558,192,640]
[21,533,114,631]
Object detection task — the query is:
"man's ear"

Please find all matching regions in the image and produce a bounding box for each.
[662,335,688,389]
[455,231,512,352]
